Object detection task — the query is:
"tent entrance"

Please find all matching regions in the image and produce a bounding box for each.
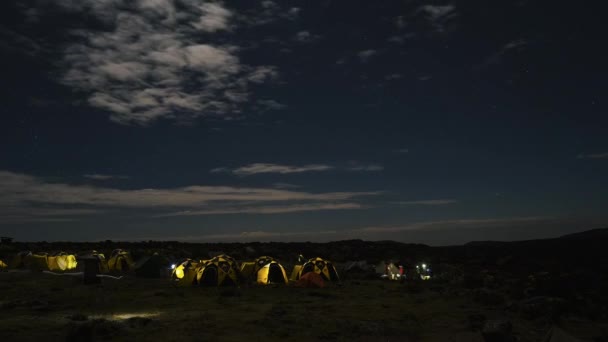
[267,264,284,284]
[199,266,218,286]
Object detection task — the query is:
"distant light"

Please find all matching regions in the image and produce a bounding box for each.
[171,264,176,269]
[422,263,426,268]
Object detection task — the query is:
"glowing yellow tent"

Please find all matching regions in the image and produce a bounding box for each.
[0,259,7,271]
[171,259,199,286]
[289,265,303,281]
[107,249,135,272]
[294,257,340,282]
[241,256,288,285]
[196,254,239,286]
[47,252,78,271]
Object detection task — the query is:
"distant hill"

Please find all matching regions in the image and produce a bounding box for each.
[559,227,608,239]
[464,227,608,247]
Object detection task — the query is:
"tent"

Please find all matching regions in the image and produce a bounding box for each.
[23,253,49,271]
[172,259,199,286]
[107,249,135,272]
[295,257,340,282]
[79,251,109,273]
[47,252,78,271]
[376,262,400,280]
[294,272,325,288]
[290,265,303,281]
[135,253,170,278]
[196,254,239,287]
[9,251,32,269]
[241,256,288,285]
[0,259,7,271]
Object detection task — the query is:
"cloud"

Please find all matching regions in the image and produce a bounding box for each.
[26,0,281,125]
[577,152,608,160]
[255,99,286,111]
[394,199,457,205]
[357,50,377,62]
[479,39,529,69]
[213,162,384,175]
[385,74,402,80]
[139,229,338,242]
[0,28,45,56]
[84,174,129,180]
[418,4,457,32]
[346,164,384,172]
[0,170,379,222]
[293,30,321,43]
[352,216,553,234]
[386,33,416,44]
[160,202,365,217]
[273,183,300,189]
[216,163,334,176]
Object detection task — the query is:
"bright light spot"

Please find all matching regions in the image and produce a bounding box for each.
[422,263,426,268]
[171,264,176,269]
[112,312,160,320]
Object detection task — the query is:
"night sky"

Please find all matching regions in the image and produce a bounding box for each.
[1,1,606,245]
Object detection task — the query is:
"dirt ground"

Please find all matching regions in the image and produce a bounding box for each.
[1,271,605,342]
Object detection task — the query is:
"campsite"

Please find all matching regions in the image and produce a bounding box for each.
[1,230,607,341]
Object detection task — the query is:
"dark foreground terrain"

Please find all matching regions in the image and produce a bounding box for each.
[1,229,608,341]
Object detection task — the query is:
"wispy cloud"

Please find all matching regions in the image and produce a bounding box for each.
[346,164,384,172]
[0,170,379,222]
[24,0,282,125]
[212,162,384,176]
[357,50,377,62]
[160,202,366,217]
[418,5,457,33]
[137,229,338,242]
[479,39,529,69]
[577,152,608,160]
[212,163,334,176]
[352,216,553,234]
[0,28,45,56]
[394,199,457,206]
[84,174,129,180]
[293,30,321,43]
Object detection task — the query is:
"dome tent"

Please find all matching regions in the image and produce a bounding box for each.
[47,252,78,271]
[196,254,239,286]
[10,251,33,269]
[294,271,326,288]
[107,249,135,272]
[172,259,199,286]
[375,261,400,280]
[135,253,170,278]
[295,257,340,282]
[241,256,288,285]
[0,259,8,271]
[78,251,109,273]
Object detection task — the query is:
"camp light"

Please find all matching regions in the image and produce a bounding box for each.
[170,264,176,269]
[422,263,426,269]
